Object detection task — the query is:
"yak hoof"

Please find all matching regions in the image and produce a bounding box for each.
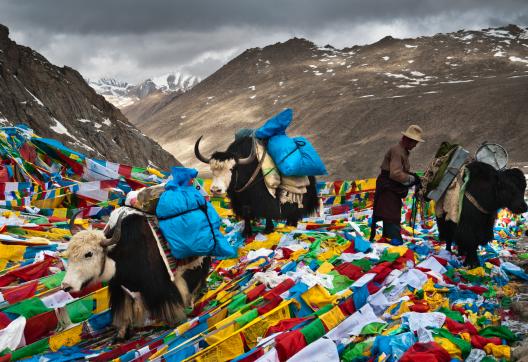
[125,326,135,340]
[115,325,134,342]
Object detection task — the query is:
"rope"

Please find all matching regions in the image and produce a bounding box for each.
[464,191,490,214]
[235,138,306,193]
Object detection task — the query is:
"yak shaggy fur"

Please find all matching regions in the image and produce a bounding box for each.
[210,136,319,236]
[437,161,527,267]
[64,211,211,339]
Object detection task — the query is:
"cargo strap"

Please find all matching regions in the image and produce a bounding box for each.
[235,138,306,193]
[235,138,266,193]
[464,191,489,214]
[146,215,201,282]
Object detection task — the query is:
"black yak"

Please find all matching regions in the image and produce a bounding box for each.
[195,135,319,237]
[437,161,527,267]
[62,207,211,340]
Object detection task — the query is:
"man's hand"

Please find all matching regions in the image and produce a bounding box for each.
[409,172,422,188]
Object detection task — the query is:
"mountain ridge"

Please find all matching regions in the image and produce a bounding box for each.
[0,24,178,169]
[125,24,528,179]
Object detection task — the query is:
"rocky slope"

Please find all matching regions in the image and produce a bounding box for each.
[0,24,178,169]
[129,25,528,179]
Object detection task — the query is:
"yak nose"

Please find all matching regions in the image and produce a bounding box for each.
[211,186,223,194]
[61,282,73,293]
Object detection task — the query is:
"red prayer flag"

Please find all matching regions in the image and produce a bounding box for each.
[24,310,58,344]
[275,330,308,362]
[2,280,38,304]
[399,342,451,362]
[265,317,311,337]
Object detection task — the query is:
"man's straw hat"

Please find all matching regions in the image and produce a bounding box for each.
[401,125,425,142]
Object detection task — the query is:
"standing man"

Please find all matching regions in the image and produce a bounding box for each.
[370,125,424,242]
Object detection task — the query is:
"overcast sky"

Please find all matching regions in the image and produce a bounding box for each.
[1,0,527,83]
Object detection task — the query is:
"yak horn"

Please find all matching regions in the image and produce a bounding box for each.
[69,210,83,232]
[100,213,123,247]
[194,136,211,164]
[237,142,256,165]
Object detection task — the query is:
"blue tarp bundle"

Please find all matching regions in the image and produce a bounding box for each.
[156,167,236,258]
[255,109,327,176]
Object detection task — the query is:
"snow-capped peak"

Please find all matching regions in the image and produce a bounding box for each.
[88,71,200,109]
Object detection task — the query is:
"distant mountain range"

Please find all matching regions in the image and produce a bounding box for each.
[118,24,528,179]
[0,24,178,169]
[88,73,200,109]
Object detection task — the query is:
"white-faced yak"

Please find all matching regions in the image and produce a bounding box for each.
[61,207,210,340]
[437,161,527,267]
[195,135,319,237]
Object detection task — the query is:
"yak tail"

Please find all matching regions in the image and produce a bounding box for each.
[303,176,320,216]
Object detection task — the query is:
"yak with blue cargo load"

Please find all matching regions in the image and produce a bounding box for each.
[194,135,319,237]
[62,207,211,340]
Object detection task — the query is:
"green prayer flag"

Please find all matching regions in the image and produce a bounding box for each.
[328,271,353,294]
[360,322,387,335]
[66,298,93,323]
[41,271,66,289]
[479,326,518,342]
[314,304,333,316]
[227,294,247,314]
[433,328,471,358]
[438,307,464,323]
[5,297,51,318]
[11,339,49,361]
[379,250,400,263]
[480,357,498,362]
[235,309,258,327]
[350,259,372,272]
[300,318,326,344]
[341,341,371,362]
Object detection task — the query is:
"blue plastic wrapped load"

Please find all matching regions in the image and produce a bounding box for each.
[255,108,293,139]
[267,135,327,176]
[156,167,236,258]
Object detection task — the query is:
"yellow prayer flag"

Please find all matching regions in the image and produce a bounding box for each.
[207,308,228,328]
[319,305,346,330]
[93,287,109,314]
[466,266,486,277]
[387,246,409,256]
[484,343,510,359]
[301,284,338,310]
[49,324,83,351]
[196,331,244,362]
[0,259,8,270]
[204,323,236,345]
[434,337,462,360]
[149,345,169,360]
[317,261,335,274]
[0,244,26,262]
[216,290,235,302]
[147,167,164,178]
[216,258,239,269]
[214,311,241,329]
[176,321,192,336]
[242,301,290,349]
[52,208,68,219]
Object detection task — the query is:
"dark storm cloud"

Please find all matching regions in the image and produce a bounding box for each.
[0,0,526,82]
